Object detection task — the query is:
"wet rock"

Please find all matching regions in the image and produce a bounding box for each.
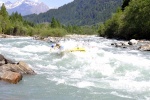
[111,43,115,45]
[0,34,7,38]
[0,71,22,84]
[17,61,36,74]
[115,42,123,47]
[0,34,16,38]
[0,54,5,61]
[43,37,62,43]
[112,42,128,48]
[0,54,6,66]
[128,39,138,45]
[138,44,150,51]
[122,42,129,46]
[0,54,16,66]
[111,39,150,51]
[0,62,35,75]
[0,54,36,84]
[33,35,44,40]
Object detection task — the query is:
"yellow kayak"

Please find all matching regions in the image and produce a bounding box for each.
[69,47,86,52]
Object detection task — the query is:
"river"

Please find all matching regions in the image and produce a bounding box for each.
[0,36,150,100]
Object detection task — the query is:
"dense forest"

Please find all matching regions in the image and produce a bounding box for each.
[98,0,150,39]
[0,3,97,37]
[24,0,122,26]
[0,0,123,37]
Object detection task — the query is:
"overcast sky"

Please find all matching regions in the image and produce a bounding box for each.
[0,0,74,8]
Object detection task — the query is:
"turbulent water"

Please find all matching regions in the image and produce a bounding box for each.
[0,36,150,100]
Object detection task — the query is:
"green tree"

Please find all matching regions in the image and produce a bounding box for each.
[98,9,123,38]
[0,3,10,34]
[51,17,58,28]
[10,12,23,22]
[123,0,150,39]
[0,3,9,18]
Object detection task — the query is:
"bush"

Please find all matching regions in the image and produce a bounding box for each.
[40,28,68,37]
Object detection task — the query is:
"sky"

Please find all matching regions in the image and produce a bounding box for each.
[0,0,74,8]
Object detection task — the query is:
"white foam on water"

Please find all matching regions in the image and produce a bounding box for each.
[22,45,50,52]
[98,64,114,76]
[76,81,95,88]
[84,62,115,77]
[70,52,89,58]
[109,79,150,92]
[128,50,140,53]
[144,96,150,100]
[51,78,66,85]
[70,70,84,79]
[48,65,58,70]
[59,40,79,50]
[111,91,132,99]
[34,65,57,75]
[103,51,150,69]
[124,71,141,80]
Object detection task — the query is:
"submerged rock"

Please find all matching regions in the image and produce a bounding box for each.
[111,42,129,48]
[138,44,150,51]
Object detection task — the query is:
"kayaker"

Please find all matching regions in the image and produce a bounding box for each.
[56,43,64,50]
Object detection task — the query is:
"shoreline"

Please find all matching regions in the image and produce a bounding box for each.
[1,34,150,51]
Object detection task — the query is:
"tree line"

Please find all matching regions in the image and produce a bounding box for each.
[0,3,97,37]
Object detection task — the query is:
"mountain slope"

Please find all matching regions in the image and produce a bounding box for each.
[24,0,122,25]
[1,0,49,16]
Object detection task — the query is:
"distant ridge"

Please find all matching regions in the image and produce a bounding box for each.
[24,0,122,26]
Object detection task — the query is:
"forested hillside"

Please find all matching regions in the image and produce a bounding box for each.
[24,0,122,25]
[0,3,98,37]
[98,0,150,39]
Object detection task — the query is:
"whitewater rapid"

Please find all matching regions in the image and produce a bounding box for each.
[0,36,150,100]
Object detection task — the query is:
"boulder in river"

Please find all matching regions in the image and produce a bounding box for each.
[128,39,138,45]
[0,54,36,84]
[0,71,22,84]
[138,44,150,51]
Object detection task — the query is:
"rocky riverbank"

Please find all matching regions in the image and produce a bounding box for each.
[0,54,36,84]
[0,34,19,38]
[111,39,150,51]
[34,35,150,51]
[1,34,150,51]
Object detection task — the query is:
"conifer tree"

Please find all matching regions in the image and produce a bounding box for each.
[0,3,10,33]
[51,17,61,28]
[0,3,9,18]
[50,17,56,28]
